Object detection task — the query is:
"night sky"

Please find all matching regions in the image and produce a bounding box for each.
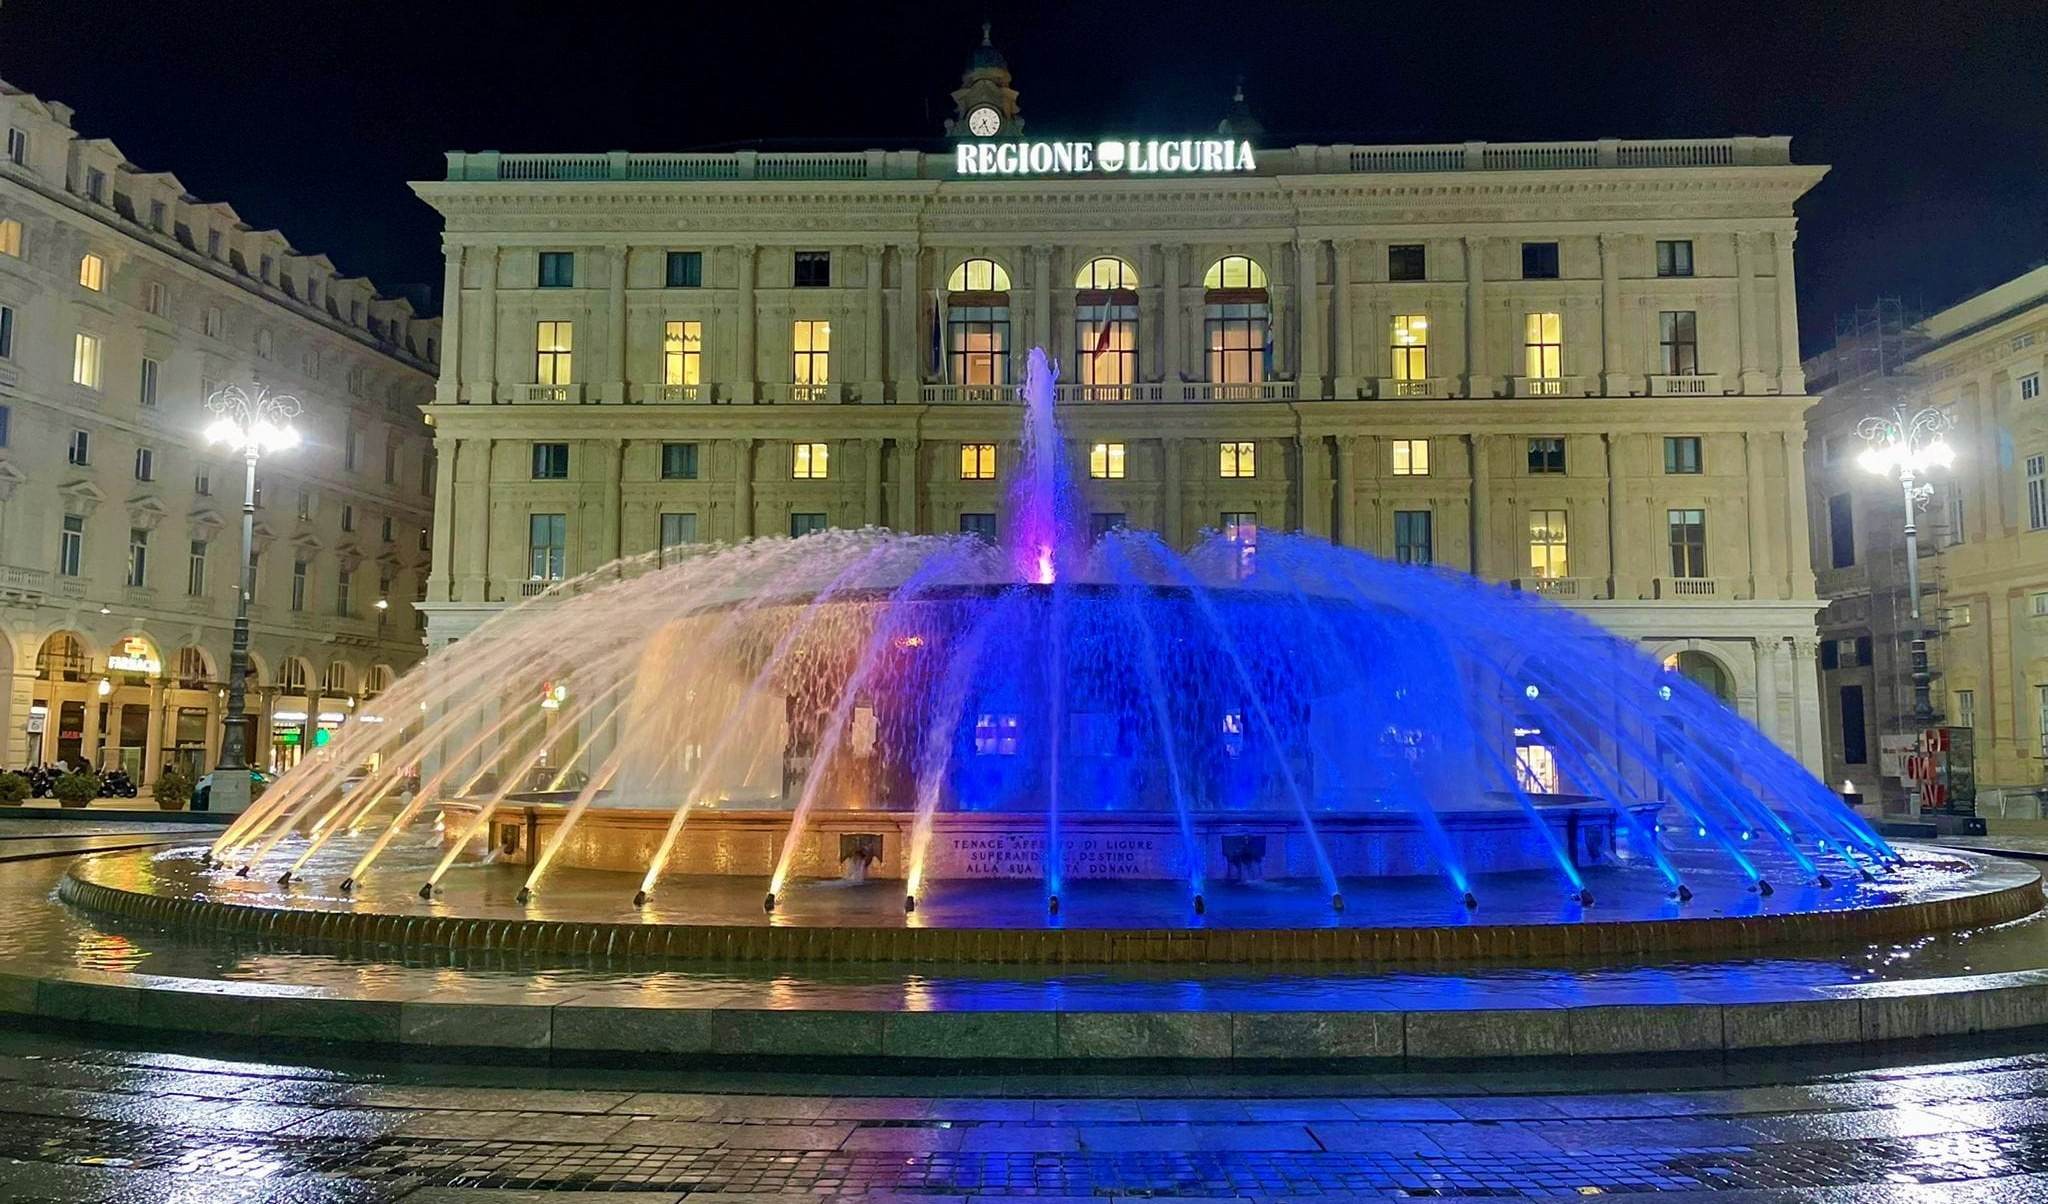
[3,0,2042,354]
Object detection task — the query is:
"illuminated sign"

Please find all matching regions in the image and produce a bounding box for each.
[955,138,1256,177]
[107,637,161,676]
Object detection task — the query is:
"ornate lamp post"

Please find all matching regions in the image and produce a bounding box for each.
[203,385,300,813]
[1857,405,1955,724]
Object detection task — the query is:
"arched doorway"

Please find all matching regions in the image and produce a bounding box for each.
[1665,649,1735,704]
[167,646,219,777]
[33,632,93,768]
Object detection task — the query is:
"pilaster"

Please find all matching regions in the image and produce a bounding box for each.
[1331,239,1357,399]
[1598,234,1628,397]
[1160,243,1184,386]
[861,244,885,402]
[733,243,757,403]
[1294,240,1322,392]
[607,244,628,403]
[474,246,498,403]
[437,244,464,405]
[1773,231,1805,393]
[1734,232,1768,394]
[732,437,755,539]
[1463,235,1490,397]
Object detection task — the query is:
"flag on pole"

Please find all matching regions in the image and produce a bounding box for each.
[1090,299,1115,360]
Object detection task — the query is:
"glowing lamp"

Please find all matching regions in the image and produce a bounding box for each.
[96,677,112,696]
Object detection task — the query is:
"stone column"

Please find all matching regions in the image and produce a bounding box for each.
[1334,436,1358,547]
[862,244,885,403]
[732,438,755,539]
[1598,234,1627,397]
[1331,239,1357,399]
[1734,233,1767,394]
[1744,431,1775,599]
[80,692,100,773]
[896,439,921,533]
[1470,434,1492,577]
[733,243,757,403]
[607,244,629,403]
[1755,636,1784,748]
[437,244,464,404]
[4,667,36,769]
[1160,243,1184,388]
[1162,438,1185,548]
[1462,236,1489,397]
[863,439,883,527]
[1294,240,1322,391]
[475,247,498,403]
[1772,230,1805,393]
[1032,246,1053,359]
[893,243,919,398]
[142,680,165,785]
[1789,635,1825,774]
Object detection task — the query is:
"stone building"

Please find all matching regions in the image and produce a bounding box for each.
[1807,268,2048,806]
[411,34,1827,766]
[0,78,439,784]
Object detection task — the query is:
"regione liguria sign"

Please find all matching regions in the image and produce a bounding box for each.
[955,139,1258,177]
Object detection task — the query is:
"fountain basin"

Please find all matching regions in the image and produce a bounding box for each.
[443,796,1650,881]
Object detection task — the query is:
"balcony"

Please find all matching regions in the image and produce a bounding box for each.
[632,382,715,404]
[1653,576,1724,599]
[1181,381,1298,402]
[519,579,560,598]
[764,382,844,404]
[1055,383,1168,403]
[922,384,1010,404]
[1506,375,1592,399]
[512,383,586,404]
[0,362,18,392]
[1374,377,1446,399]
[1511,576,1601,600]
[0,564,49,603]
[1648,373,1724,397]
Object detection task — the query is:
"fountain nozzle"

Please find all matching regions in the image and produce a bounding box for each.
[1047,894,1060,917]
[275,871,291,886]
[417,882,434,900]
[1330,892,1344,913]
[1192,894,1205,916]
[1860,867,1877,883]
[1815,874,1833,889]
[339,877,354,895]
[763,892,777,913]
[1462,892,1478,910]
[235,865,250,879]
[1674,884,1693,902]
[1575,888,1594,907]
[515,886,533,904]
[903,895,917,914]
[1755,878,1775,897]
[633,890,649,907]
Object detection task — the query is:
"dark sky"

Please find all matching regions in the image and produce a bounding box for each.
[3,0,2043,354]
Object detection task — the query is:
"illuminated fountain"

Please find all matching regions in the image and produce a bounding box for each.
[183,347,1912,947]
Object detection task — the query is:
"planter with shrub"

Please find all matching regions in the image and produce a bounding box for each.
[153,763,196,811]
[0,774,29,806]
[51,770,100,808]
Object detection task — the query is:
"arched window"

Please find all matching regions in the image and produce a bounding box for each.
[1665,650,1733,704]
[1202,256,1270,390]
[1074,258,1139,398]
[36,633,87,682]
[364,665,393,698]
[0,218,20,258]
[944,257,1011,397]
[280,658,310,692]
[323,660,352,697]
[174,647,210,690]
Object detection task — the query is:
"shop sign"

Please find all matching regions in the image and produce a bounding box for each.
[954,138,1257,177]
[107,637,161,676]
[272,709,309,724]
[24,708,45,734]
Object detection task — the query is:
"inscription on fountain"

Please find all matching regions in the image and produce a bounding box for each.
[938,832,1174,878]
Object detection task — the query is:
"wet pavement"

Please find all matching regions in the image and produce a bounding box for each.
[6,823,2048,1197]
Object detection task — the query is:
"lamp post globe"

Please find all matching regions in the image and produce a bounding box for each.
[1856,405,1956,726]
[202,384,300,814]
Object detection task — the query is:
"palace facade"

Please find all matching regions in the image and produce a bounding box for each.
[0,79,440,784]
[412,36,1828,767]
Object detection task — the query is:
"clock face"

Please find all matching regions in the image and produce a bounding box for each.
[967,106,1001,137]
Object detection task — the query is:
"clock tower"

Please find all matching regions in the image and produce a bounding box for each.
[945,23,1023,139]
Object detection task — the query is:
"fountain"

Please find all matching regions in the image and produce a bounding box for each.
[76,345,2007,969]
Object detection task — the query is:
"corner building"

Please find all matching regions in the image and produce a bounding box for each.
[413,39,1827,767]
[0,79,440,783]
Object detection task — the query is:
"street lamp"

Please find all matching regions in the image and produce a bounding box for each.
[204,385,301,814]
[1857,405,1955,723]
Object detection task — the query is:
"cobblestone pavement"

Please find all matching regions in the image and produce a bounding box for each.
[3,1026,2048,1200]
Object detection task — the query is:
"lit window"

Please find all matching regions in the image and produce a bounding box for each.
[528,513,566,580]
[78,253,104,291]
[793,319,830,399]
[1391,439,1430,476]
[974,713,1020,755]
[665,251,702,288]
[1204,257,1269,388]
[0,218,19,257]
[1656,240,1694,278]
[960,443,997,481]
[1220,440,1256,479]
[1523,312,1562,392]
[1075,258,1137,395]
[1660,311,1699,376]
[1668,508,1707,578]
[663,320,701,387]
[948,258,1013,292]
[1664,436,1702,474]
[537,251,574,287]
[536,320,573,385]
[1074,257,1136,291]
[946,284,1009,390]
[1390,314,1428,391]
[1394,510,1432,565]
[661,442,699,480]
[1203,255,1267,289]
[1527,437,1566,475]
[72,332,101,388]
[793,441,830,479]
[1089,441,1126,480]
[1528,509,1569,579]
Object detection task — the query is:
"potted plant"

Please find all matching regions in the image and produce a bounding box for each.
[0,774,29,806]
[153,763,196,811]
[51,769,100,808]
